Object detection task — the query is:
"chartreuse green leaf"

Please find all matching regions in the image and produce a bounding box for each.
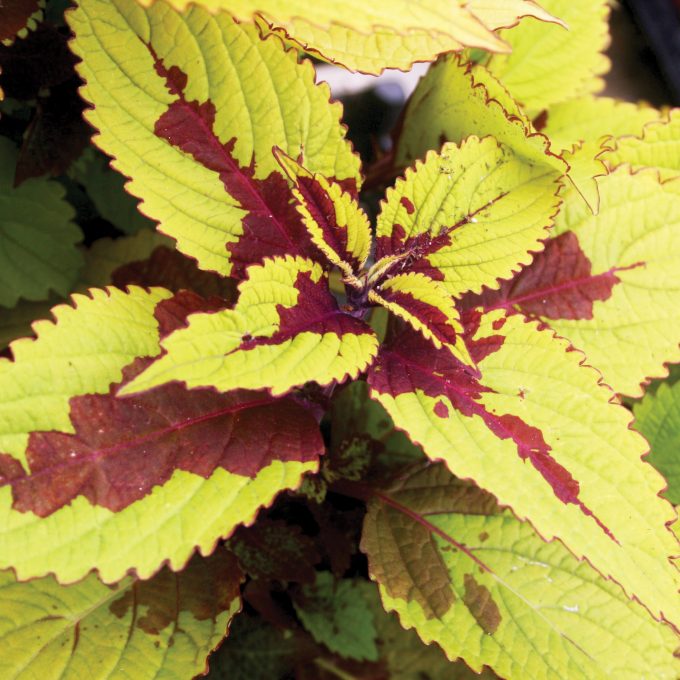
[0,550,242,680]
[68,0,360,277]
[122,256,379,397]
[0,287,322,584]
[368,311,680,628]
[362,464,679,680]
[377,137,561,298]
[634,381,680,505]
[0,137,83,308]
[542,97,661,212]
[275,150,370,284]
[484,0,611,115]
[544,97,661,150]
[395,55,567,176]
[543,169,680,396]
[293,572,378,662]
[254,1,562,75]
[606,110,680,180]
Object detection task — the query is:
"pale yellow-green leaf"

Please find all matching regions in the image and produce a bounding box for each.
[543,97,661,212]
[68,0,360,276]
[484,0,611,115]
[255,1,562,75]
[395,54,567,177]
[550,168,680,396]
[134,0,511,52]
[605,109,680,180]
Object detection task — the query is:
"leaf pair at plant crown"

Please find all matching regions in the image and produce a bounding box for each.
[361,463,679,680]
[123,133,561,395]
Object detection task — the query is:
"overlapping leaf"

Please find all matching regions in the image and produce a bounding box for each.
[541,96,661,212]
[395,55,566,175]
[133,0,562,74]
[0,231,170,350]
[70,148,156,234]
[377,137,561,298]
[0,550,242,679]
[605,110,680,180]
[362,464,679,679]
[634,381,680,504]
[0,288,322,583]
[368,310,680,627]
[122,256,378,397]
[0,137,83,308]
[293,572,378,662]
[484,0,611,115]
[254,1,561,75]
[479,168,680,397]
[68,0,360,277]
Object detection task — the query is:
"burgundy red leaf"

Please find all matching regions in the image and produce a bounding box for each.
[112,246,238,304]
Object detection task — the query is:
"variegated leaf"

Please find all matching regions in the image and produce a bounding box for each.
[68,0,360,277]
[0,289,321,583]
[0,550,242,679]
[376,137,561,298]
[362,463,679,679]
[367,311,680,628]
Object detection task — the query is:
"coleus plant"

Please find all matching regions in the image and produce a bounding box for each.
[0,0,680,678]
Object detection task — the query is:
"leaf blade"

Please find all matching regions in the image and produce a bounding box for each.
[367,311,680,627]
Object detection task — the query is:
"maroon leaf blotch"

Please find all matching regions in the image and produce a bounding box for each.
[149,47,318,279]
[463,573,501,635]
[109,550,242,633]
[462,232,641,320]
[0,359,322,516]
[368,322,616,541]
